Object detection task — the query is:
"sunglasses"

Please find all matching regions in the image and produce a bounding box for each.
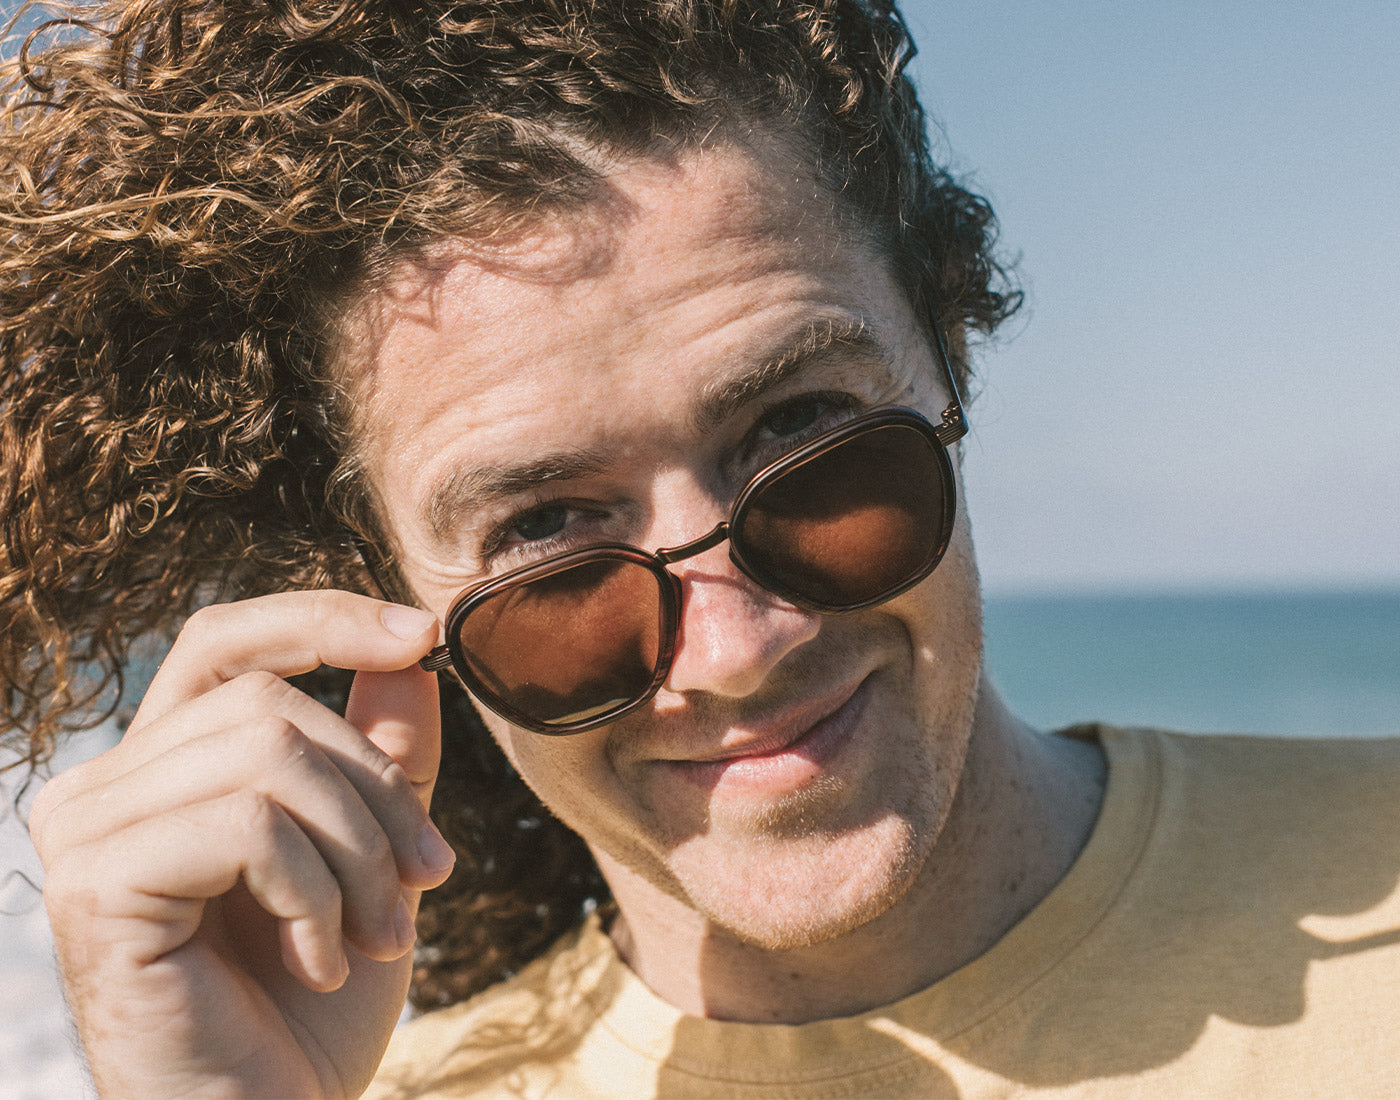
[419,390,967,735]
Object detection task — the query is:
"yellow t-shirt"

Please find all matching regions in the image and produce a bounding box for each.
[368,727,1400,1098]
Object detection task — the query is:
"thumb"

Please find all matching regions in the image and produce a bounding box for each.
[346,663,442,811]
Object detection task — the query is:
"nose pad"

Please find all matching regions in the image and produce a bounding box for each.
[659,538,822,699]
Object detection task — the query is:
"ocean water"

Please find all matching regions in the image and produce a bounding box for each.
[984,589,1400,738]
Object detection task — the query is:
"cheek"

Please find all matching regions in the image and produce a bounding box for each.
[484,714,526,772]
[902,532,984,713]
[487,718,679,875]
[488,719,616,824]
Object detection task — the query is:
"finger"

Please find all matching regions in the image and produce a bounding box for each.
[37,673,452,890]
[36,717,417,961]
[135,591,439,729]
[347,663,455,884]
[345,664,442,805]
[44,788,351,994]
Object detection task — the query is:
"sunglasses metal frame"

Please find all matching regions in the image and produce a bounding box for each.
[420,395,968,734]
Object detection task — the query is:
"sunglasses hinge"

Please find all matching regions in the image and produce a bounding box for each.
[420,645,454,672]
[655,522,730,565]
[935,400,968,446]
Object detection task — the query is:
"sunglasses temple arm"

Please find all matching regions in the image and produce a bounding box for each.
[929,321,969,447]
[350,537,457,678]
[349,530,454,672]
[348,529,413,604]
[353,538,454,673]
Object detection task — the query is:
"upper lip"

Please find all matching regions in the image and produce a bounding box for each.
[660,675,869,764]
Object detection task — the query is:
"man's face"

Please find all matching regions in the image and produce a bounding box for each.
[349,139,984,949]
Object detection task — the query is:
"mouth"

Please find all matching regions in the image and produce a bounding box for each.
[659,673,874,794]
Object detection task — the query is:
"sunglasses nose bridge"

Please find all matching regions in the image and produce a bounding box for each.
[654,521,730,567]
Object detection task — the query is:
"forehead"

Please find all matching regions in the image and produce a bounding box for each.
[339,139,928,531]
[342,139,871,394]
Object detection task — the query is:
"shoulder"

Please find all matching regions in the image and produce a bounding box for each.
[1105,725,1400,824]
[1086,721,1400,788]
[1087,725,1400,910]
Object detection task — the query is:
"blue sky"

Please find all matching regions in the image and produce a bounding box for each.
[4,2,1396,593]
[901,2,1400,593]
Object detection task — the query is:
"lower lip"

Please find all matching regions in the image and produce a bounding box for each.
[666,676,873,795]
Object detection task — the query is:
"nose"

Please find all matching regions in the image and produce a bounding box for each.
[657,530,821,700]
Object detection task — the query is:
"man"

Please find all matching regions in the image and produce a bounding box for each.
[4,2,1398,1097]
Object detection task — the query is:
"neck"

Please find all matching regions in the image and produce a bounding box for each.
[598,684,1106,1023]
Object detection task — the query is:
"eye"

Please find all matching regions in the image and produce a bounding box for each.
[753,392,857,446]
[759,397,827,439]
[509,502,569,543]
[480,496,620,567]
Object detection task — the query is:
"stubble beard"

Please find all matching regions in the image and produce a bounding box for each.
[597,542,986,954]
[661,611,984,950]
[659,741,956,952]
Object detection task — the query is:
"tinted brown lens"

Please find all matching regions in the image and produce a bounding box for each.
[739,424,946,608]
[456,557,665,727]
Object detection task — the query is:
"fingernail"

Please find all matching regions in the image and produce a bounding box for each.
[381,604,438,640]
[394,895,416,953]
[418,823,456,874]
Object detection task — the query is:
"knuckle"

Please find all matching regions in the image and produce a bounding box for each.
[28,763,97,859]
[307,592,338,635]
[178,603,228,649]
[228,668,297,711]
[174,597,325,683]
[167,602,253,681]
[27,776,69,850]
[247,714,308,760]
[237,788,286,842]
[370,753,414,800]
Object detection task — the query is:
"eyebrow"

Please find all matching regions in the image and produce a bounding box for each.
[693,318,890,432]
[422,318,894,542]
[425,449,611,543]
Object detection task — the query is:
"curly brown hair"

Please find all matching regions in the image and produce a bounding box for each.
[0,0,1019,1009]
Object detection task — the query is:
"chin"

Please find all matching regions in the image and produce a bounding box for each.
[667,808,934,952]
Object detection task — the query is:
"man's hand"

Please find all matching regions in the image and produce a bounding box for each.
[30,592,456,1099]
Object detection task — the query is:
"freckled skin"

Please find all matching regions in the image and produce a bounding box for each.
[352,138,1104,1023]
